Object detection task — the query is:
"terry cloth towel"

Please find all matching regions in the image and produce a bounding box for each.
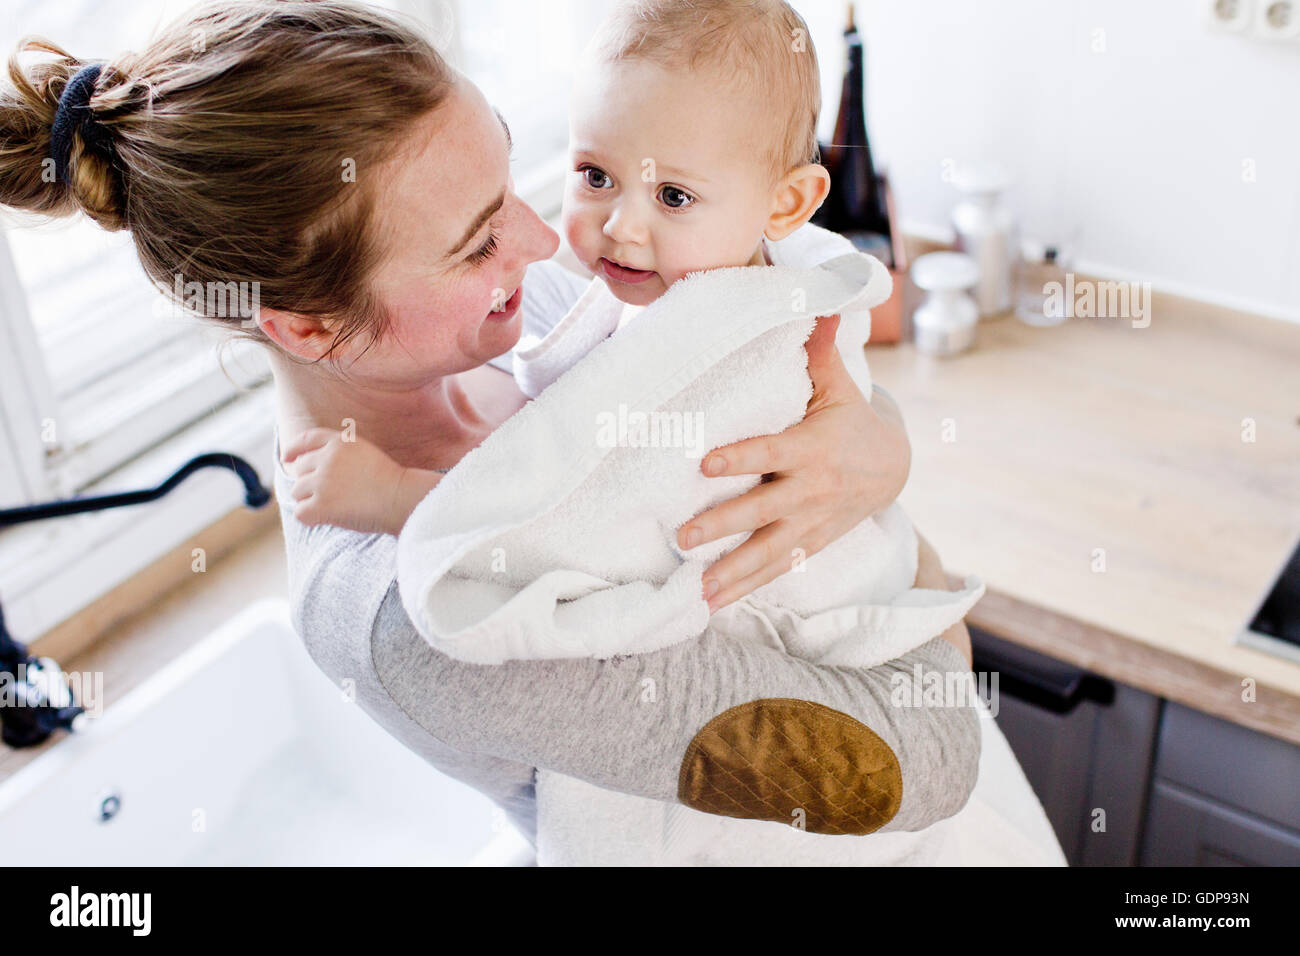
[396,248,984,670]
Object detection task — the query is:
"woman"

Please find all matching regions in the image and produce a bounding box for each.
[0,0,1028,859]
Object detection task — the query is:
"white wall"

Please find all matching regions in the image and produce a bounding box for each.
[795,0,1300,322]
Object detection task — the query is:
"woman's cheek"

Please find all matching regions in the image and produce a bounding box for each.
[384,301,456,369]
[465,276,501,319]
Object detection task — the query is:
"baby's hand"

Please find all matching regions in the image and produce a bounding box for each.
[281,428,438,536]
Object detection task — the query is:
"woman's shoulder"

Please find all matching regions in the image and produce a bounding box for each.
[274,460,400,646]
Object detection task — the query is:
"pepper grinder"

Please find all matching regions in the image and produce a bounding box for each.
[951,163,1018,318]
[910,252,980,356]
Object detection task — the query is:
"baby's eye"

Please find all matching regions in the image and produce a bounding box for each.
[658,185,695,210]
[581,166,612,190]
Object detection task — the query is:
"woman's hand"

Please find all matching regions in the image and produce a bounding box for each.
[677,313,912,612]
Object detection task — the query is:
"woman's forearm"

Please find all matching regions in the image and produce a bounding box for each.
[915,532,973,667]
[372,583,980,833]
[291,502,981,835]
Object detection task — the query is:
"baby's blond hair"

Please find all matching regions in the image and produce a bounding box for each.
[590,0,821,180]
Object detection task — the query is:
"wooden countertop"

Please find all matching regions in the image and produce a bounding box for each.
[869,291,1300,745]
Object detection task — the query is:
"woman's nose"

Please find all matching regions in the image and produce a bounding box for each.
[510,195,560,265]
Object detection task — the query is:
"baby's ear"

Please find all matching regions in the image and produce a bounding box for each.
[765,163,831,241]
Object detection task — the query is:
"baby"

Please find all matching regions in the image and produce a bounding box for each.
[293,0,982,862]
[513,0,873,397]
[297,0,873,545]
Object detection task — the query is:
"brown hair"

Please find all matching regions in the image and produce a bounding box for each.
[592,0,821,179]
[0,0,455,357]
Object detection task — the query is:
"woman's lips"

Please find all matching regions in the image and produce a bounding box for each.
[599,257,656,285]
[487,285,523,322]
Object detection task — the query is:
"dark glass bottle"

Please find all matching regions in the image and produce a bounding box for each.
[814,3,893,264]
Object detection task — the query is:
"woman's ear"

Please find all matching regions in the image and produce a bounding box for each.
[765,163,832,242]
[257,307,337,361]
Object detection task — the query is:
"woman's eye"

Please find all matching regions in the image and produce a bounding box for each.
[466,230,500,266]
[658,185,695,209]
[582,166,612,189]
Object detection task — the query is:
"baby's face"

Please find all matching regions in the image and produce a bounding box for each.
[563,57,780,306]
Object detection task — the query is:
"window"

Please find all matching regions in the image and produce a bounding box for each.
[0,0,595,637]
[3,213,271,499]
[451,0,610,205]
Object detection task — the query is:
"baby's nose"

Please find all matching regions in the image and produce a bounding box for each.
[602,202,649,245]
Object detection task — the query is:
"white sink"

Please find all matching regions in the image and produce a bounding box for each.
[0,599,530,865]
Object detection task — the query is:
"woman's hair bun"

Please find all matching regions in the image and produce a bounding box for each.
[0,38,128,230]
[0,0,457,356]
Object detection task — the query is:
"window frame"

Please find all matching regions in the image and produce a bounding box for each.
[0,236,57,505]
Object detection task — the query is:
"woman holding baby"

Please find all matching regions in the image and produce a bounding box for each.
[0,0,1063,864]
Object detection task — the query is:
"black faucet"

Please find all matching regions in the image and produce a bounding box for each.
[0,453,271,748]
[0,603,85,748]
[0,452,270,528]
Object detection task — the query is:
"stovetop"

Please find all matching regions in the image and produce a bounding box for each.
[1239,538,1300,665]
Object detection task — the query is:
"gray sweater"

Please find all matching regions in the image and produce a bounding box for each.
[276,260,981,843]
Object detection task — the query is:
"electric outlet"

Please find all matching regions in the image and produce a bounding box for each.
[1255,0,1300,38]
[1206,0,1254,31]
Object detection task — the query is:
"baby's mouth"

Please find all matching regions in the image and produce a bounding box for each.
[599,257,657,285]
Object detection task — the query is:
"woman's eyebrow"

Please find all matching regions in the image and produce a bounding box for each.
[443,110,513,259]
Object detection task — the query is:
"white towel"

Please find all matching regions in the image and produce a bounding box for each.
[396,249,984,669]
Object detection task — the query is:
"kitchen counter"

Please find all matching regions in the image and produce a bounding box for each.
[869,290,1300,745]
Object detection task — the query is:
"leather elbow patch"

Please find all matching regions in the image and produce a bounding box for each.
[678,699,902,835]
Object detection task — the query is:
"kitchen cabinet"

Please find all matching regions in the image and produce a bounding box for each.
[971,627,1159,865]
[1141,783,1300,866]
[1140,702,1300,866]
[972,628,1300,866]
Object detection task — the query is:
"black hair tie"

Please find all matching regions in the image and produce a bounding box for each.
[50,63,112,185]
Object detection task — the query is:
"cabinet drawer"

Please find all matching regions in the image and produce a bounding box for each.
[1141,781,1300,866]
[1154,702,1300,832]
